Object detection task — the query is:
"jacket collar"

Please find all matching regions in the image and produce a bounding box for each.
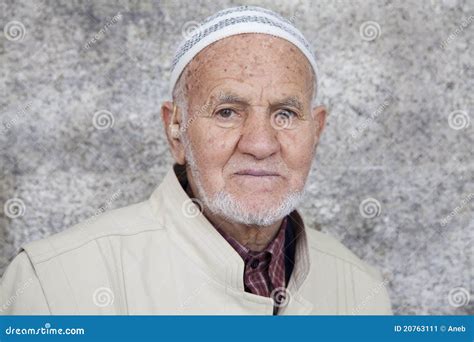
[149,164,313,313]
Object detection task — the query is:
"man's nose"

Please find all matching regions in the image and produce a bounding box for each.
[236,109,280,160]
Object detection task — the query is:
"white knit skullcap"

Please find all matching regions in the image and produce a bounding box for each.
[169,5,320,102]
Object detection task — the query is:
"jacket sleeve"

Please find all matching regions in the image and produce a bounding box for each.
[0,251,51,315]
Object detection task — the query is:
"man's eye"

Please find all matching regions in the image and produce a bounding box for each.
[276,109,297,119]
[271,109,300,130]
[216,108,236,119]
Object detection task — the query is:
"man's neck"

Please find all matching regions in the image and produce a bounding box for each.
[203,208,283,252]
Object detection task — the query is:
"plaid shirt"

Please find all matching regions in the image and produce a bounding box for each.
[215,217,288,314]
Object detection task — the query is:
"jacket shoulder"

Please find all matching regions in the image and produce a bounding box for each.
[0,251,50,314]
[304,228,392,314]
[305,228,383,281]
[21,199,162,264]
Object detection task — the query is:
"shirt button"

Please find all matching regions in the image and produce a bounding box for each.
[250,259,260,269]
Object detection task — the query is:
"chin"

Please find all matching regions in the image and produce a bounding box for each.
[222,206,288,227]
[204,189,305,227]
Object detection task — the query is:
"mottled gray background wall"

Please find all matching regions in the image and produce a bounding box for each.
[0,0,472,315]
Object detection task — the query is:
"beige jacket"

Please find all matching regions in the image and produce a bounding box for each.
[1,166,392,315]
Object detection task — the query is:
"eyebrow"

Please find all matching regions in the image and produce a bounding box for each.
[272,96,304,111]
[213,93,248,107]
[213,92,304,111]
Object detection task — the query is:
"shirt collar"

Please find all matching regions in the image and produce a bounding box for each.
[214,218,287,268]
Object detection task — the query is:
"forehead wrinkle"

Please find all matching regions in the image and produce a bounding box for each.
[258,86,264,103]
[203,76,310,100]
[185,35,315,107]
[190,34,312,73]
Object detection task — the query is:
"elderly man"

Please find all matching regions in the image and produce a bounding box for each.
[1,6,392,315]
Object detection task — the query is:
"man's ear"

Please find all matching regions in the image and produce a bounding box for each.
[311,105,327,145]
[161,101,186,165]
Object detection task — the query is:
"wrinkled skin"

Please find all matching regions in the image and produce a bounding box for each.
[162,34,327,251]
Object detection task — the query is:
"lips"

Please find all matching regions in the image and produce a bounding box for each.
[235,169,281,177]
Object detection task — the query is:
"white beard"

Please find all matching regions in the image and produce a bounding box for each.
[183,138,307,227]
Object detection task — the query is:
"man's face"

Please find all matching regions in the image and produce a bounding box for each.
[178,34,325,226]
